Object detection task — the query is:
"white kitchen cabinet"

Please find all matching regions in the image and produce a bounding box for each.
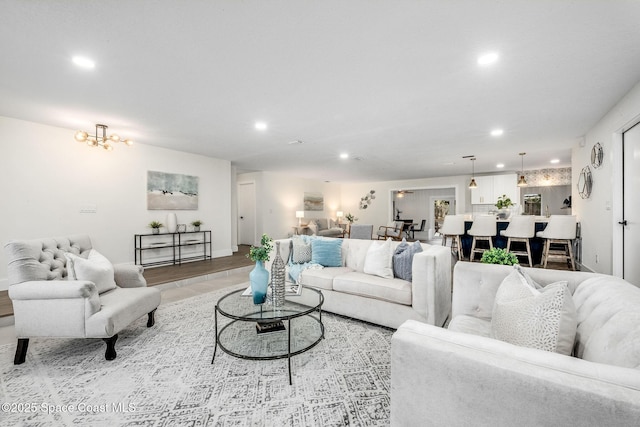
[471,174,518,205]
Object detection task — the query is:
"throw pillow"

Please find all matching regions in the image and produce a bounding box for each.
[291,237,312,264]
[65,249,117,294]
[393,240,423,281]
[311,238,343,267]
[307,221,318,235]
[364,238,394,279]
[491,268,577,355]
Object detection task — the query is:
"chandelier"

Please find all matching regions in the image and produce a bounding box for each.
[74,124,133,151]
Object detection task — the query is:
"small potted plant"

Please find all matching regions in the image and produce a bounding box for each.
[191,220,203,232]
[345,213,358,224]
[480,247,519,265]
[495,194,514,219]
[247,234,273,304]
[149,221,163,234]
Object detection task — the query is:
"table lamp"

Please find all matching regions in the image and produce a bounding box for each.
[296,211,304,226]
[336,211,344,224]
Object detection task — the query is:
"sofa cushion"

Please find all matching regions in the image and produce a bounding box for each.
[311,238,343,267]
[393,239,423,281]
[65,249,117,294]
[290,236,312,264]
[573,276,640,368]
[363,238,393,279]
[299,267,353,290]
[333,271,412,305]
[491,268,576,355]
[448,315,492,337]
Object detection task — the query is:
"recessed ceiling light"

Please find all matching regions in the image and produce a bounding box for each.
[255,121,267,131]
[72,56,95,69]
[496,163,505,168]
[550,159,560,164]
[478,52,499,66]
[490,129,504,137]
[340,153,349,159]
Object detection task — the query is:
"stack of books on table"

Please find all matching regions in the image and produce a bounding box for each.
[255,319,285,334]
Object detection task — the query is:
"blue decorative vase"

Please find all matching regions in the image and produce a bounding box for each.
[249,260,269,304]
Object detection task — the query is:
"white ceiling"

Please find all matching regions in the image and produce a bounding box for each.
[2,1,640,182]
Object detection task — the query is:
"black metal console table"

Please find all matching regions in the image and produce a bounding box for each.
[134,230,212,267]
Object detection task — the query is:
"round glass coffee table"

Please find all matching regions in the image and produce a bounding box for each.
[211,286,324,385]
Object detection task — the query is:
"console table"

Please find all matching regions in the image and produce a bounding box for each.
[134,230,212,267]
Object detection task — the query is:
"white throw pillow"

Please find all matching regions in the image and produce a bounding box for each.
[307,221,318,235]
[65,249,117,294]
[491,268,577,355]
[363,238,393,279]
[291,237,312,264]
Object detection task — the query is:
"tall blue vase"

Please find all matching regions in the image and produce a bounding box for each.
[249,260,269,304]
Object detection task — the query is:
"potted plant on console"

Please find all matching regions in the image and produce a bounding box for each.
[191,220,203,232]
[149,221,163,234]
[247,234,273,304]
[495,194,514,219]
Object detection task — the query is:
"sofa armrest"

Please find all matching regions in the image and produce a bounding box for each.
[113,264,147,288]
[411,245,451,326]
[8,280,97,300]
[391,320,640,427]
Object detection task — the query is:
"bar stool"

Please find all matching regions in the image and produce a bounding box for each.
[536,215,577,270]
[439,215,466,260]
[500,215,535,267]
[468,215,497,262]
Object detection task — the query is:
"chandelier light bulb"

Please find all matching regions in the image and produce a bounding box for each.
[109,134,120,143]
[74,131,88,142]
[123,139,133,146]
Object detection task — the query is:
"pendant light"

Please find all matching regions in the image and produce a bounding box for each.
[517,153,528,187]
[469,157,478,188]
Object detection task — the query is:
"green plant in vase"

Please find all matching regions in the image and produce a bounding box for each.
[345,213,358,224]
[191,220,203,231]
[247,234,273,304]
[481,247,519,265]
[495,194,514,219]
[149,221,163,234]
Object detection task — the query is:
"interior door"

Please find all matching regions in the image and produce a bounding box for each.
[622,123,640,285]
[237,182,256,246]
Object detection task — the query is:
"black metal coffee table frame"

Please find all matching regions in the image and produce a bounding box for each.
[211,286,324,385]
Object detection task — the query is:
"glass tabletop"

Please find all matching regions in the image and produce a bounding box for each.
[216,286,323,321]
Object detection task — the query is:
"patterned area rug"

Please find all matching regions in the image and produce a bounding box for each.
[0,284,393,426]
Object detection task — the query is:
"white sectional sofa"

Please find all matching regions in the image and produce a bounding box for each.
[391,262,640,426]
[266,237,451,329]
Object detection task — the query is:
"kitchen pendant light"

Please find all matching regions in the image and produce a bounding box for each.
[517,153,528,187]
[469,157,478,188]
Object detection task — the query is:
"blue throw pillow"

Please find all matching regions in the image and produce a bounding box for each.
[393,240,423,281]
[311,238,343,267]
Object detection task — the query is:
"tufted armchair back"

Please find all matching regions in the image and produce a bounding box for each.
[5,235,93,285]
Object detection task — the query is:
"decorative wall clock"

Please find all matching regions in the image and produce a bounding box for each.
[577,165,592,199]
[591,142,603,168]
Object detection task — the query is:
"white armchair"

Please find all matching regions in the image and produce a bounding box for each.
[5,235,161,364]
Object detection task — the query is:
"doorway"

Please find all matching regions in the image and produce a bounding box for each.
[431,196,455,236]
[622,123,640,285]
[237,181,257,246]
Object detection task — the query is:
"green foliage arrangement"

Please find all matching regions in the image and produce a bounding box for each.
[191,220,203,227]
[495,194,514,209]
[345,213,358,223]
[247,234,273,262]
[480,248,519,265]
[149,221,163,229]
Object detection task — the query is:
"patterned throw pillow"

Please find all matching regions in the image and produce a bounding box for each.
[291,237,312,264]
[491,268,577,355]
[393,240,423,281]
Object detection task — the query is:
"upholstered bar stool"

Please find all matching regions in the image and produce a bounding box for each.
[536,215,577,270]
[468,215,497,262]
[500,215,535,267]
[439,215,466,260]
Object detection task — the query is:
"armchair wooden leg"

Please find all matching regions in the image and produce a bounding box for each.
[103,334,118,361]
[14,338,29,365]
[147,309,157,327]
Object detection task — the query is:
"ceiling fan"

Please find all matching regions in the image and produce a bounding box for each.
[395,190,414,198]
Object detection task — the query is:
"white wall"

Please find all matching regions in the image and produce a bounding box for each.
[0,117,233,290]
[573,80,640,274]
[237,171,342,241]
[339,175,471,232]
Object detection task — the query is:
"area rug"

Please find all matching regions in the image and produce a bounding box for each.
[0,284,393,426]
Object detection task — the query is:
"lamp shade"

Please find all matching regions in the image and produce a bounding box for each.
[336,211,343,218]
[295,211,304,218]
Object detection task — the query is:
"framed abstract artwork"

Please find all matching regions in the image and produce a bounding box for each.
[147,171,199,210]
[303,192,324,211]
